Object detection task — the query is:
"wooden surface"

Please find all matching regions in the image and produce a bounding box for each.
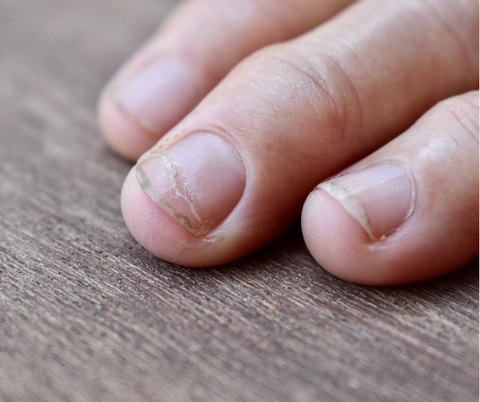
[0,1,478,401]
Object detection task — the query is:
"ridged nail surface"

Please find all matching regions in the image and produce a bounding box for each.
[136,133,246,236]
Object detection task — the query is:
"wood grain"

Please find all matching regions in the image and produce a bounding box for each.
[0,1,478,401]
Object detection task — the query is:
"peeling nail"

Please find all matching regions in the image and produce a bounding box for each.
[136,133,246,236]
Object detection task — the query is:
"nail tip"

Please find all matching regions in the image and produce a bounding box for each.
[317,181,377,242]
[113,97,162,136]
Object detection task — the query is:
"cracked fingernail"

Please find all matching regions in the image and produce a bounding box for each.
[317,164,415,241]
[114,58,199,135]
[136,133,246,236]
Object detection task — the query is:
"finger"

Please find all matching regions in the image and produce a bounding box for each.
[302,91,479,286]
[122,0,478,267]
[99,0,355,160]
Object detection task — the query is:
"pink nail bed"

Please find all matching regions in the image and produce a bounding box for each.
[114,58,199,135]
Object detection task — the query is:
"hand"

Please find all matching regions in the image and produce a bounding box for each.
[98,0,479,285]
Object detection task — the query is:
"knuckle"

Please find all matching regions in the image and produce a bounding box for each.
[422,0,479,72]
[242,43,364,145]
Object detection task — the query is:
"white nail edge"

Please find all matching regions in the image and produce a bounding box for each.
[113,97,162,135]
[318,181,378,242]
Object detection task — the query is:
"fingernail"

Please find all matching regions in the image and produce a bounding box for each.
[114,58,198,135]
[136,133,246,236]
[317,164,415,241]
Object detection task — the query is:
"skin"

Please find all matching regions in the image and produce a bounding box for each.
[99,0,479,286]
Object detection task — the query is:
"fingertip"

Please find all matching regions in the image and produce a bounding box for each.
[301,189,458,287]
[302,189,392,286]
[302,183,479,287]
[121,167,200,264]
[122,165,248,268]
